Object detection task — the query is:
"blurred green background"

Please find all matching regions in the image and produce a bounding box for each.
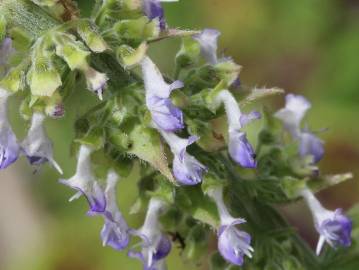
[1,0,359,269]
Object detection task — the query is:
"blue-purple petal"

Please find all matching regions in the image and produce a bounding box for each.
[0,127,20,169]
[148,96,184,132]
[317,209,352,248]
[299,132,324,163]
[228,131,257,168]
[218,223,252,266]
[143,0,166,30]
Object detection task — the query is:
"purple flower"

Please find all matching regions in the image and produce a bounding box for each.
[157,129,206,185]
[142,57,184,132]
[208,187,253,266]
[300,188,352,255]
[147,95,184,132]
[59,145,106,214]
[100,170,130,250]
[21,112,63,174]
[275,94,311,137]
[129,198,171,270]
[143,0,178,30]
[0,88,20,169]
[214,90,260,168]
[275,94,325,163]
[299,131,324,163]
[228,131,256,168]
[316,209,352,254]
[193,28,221,65]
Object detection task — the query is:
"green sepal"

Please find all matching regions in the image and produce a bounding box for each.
[183,224,209,261]
[127,125,174,182]
[280,176,307,200]
[77,20,108,53]
[54,33,90,70]
[147,175,175,204]
[202,173,227,194]
[175,37,201,69]
[74,127,105,150]
[113,16,159,46]
[176,186,220,228]
[205,80,228,111]
[107,128,132,152]
[9,27,33,52]
[214,59,241,87]
[27,54,62,96]
[186,117,226,152]
[116,42,147,68]
[0,63,27,92]
[159,207,183,231]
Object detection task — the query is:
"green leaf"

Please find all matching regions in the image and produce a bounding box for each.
[127,125,174,182]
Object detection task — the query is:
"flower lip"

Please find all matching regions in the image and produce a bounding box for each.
[218,220,253,266]
[299,131,324,164]
[316,208,352,254]
[101,211,130,250]
[148,96,184,132]
[228,131,257,169]
[60,178,107,214]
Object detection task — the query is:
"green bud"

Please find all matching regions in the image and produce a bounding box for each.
[116,42,147,68]
[148,175,175,204]
[77,21,108,53]
[175,37,201,68]
[280,176,306,200]
[108,129,132,151]
[114,16,159,46]
[27,55,62,96]
[54,33,90,70]
[214,59,241,87]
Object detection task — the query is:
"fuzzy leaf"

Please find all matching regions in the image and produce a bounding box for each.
[240,87,285,106]
[127,125,174,182]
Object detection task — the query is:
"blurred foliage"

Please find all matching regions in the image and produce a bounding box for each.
[4,0,359,270]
